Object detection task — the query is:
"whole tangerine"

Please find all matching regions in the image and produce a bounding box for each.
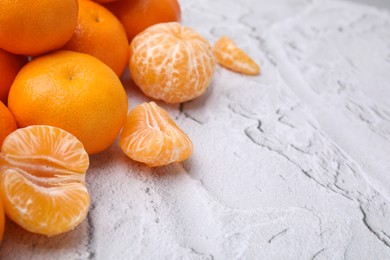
[0,49,28,104]
[8,51,128,154]
[62,0,129,76]
[0,101,17,147]
[104,0,181,41]
[0,0,78,56]
[129,22,216,103]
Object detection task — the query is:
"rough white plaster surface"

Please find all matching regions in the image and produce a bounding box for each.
[1,0,390,259]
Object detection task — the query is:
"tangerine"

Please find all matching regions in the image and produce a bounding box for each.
[129,22,216,103]
[8,51,128,154]
[0,101,17,147]
[104,0,181,41]
[62,0,129,76]
[214,36,260,75]
[0,198,4,241]
[120,102,193,167]
[0,125,90,236]
[94,0,119,3]
[0,49,28,104]
[0,0,79,56]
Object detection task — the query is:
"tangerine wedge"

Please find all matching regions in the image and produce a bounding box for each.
[214,36,260,75]
[0,125,90,236]
[119,102,193,167]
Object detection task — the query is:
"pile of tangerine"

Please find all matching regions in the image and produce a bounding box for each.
[0,0,259,239]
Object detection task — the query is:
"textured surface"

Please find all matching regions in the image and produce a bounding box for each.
[1,0,390,259]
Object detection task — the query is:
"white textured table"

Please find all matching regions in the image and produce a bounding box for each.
[2,0,390,259]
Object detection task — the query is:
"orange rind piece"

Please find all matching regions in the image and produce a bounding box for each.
[119,102,193,167]
[214,36,260,75]
[0,125,90,236]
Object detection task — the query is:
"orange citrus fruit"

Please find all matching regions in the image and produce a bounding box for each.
[8,51,128,154]
[0,125,90,236]
[120,102,193,167]
[104,0,181,41]
[129,22,216,103]
[0,198,4,241]
[0,0,79,56]
[94,0,119,3]
[62,0,129,76]
[0,101,17,147]
[0,49,28,104]
[214,36,260,75]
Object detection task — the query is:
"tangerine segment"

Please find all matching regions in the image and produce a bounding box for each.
[1,170,90,237]
[0,125,90,236]
[130,22,216,103]
[2,122,89,176]
[214,36,260,75]
[120,102,193,167]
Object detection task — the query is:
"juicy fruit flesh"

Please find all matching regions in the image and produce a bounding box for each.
[130,22,216,103]
[0,125,90,236]
[1,169,89,236]
[214,36,260,75]
[120,102,193,167]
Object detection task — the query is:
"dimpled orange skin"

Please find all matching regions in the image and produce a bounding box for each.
[0,101,17,147]
[8,51,128,154]
[0,0,78,56]
[62,0,129,76]
[0,125,90,236]
[104,0,181,41]
[214,36,260,75]
[120,102,193,167]
[0,49,28,104]
[130,22,216,104]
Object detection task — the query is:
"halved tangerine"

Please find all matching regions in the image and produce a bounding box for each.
[0,125,90,236]
[119,102,193,167]
[214,36,260,75]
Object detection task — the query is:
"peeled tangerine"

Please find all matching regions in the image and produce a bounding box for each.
[120,102,193,167]
[214,36,260,75]
[129,22,216,103]
[0,125,90,236]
